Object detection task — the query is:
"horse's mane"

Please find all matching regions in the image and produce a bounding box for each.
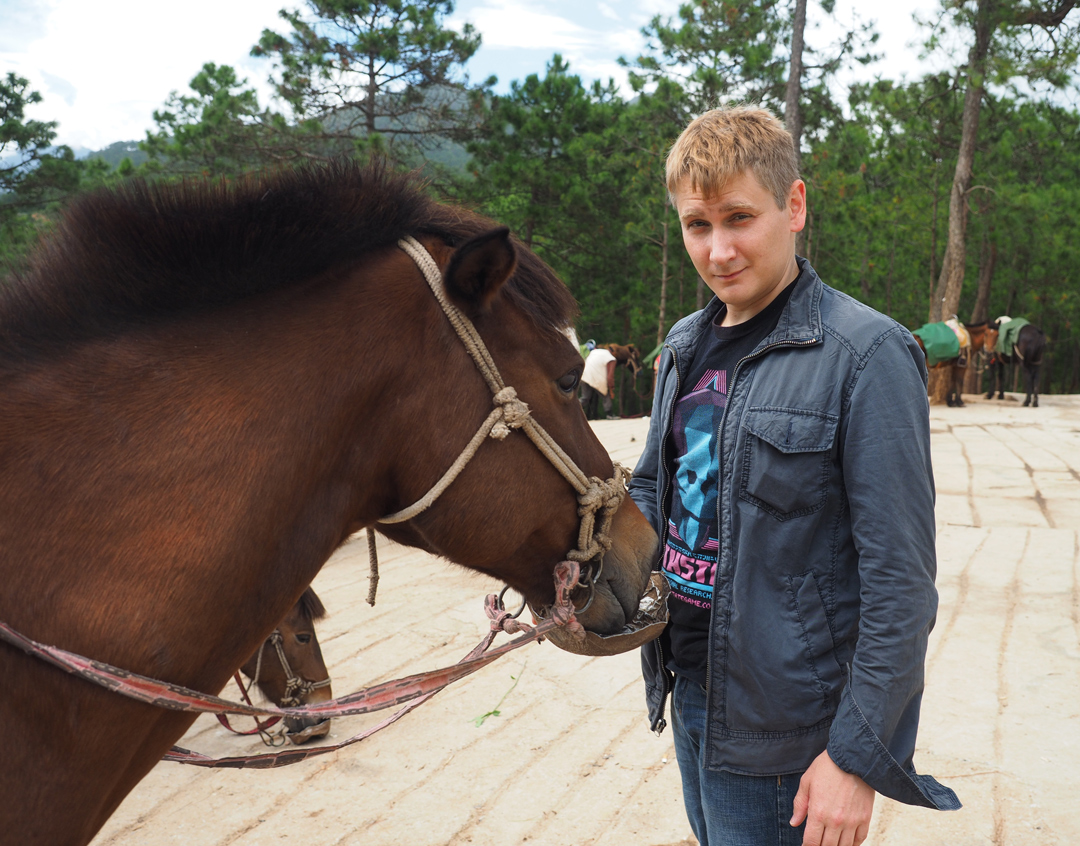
[298,587,327,622]
[0,160,576,362]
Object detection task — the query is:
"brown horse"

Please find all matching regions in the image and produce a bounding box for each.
[603,342,643,378]
[234,587,332,744]
[0,161,658,845]
[913,321,987,407]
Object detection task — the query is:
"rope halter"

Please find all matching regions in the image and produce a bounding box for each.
[364,235,629,615]
[266,630,332,708]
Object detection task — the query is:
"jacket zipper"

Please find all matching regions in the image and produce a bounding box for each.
[652,341,682,735]
[702,335,819,724]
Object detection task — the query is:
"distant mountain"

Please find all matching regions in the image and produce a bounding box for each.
[86,140,150,168]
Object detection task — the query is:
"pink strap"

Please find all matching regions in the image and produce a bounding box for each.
[0,561,586,769]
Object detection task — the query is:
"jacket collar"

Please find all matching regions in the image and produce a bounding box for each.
[668,257,823,360]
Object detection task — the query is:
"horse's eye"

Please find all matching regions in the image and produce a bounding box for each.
[294,633,312,645]
[557,369,580,394]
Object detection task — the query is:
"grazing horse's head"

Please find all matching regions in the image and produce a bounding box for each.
[240,588,332,743]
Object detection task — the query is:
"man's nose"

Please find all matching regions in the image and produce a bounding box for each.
[709,230,737,265]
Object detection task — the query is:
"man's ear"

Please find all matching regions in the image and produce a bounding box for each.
[443,227,517,311]
[788,179,807,234]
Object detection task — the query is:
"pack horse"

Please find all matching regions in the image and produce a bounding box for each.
[0,162,658,845]
[983,317,1047,407]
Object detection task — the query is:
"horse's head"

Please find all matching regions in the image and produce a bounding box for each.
[373,227,658,640]
[985,324,1000,353]
[240,588,332,743]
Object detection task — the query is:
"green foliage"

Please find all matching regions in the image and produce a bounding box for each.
[252,0,491,167]
[5,0,1080,394]
[620,0,876,145]
[1,72,83,204]
[141,62,318,176]
[461,58,678,360]
[1,74,136,274]
[623,0,791,110]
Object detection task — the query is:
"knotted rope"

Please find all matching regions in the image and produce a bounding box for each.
[365,236,627,606]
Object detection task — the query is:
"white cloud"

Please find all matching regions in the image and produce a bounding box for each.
[39,70,76,107]
[2,0,286,149]
[455,0,591,51]
[598,2,620,22]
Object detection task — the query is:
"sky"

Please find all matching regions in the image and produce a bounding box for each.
[1,0,943,153]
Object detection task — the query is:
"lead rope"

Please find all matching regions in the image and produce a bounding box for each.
[365,236,627,607]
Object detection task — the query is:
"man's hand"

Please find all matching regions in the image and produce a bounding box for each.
[790,750,875,846]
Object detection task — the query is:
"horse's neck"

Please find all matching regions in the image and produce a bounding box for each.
[0,270,412,674]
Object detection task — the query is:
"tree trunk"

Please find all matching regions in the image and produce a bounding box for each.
[927,367,952,405]
[887,207,899,316]
[657,221,669,349]
[784,0,807,151]
[931,0,993,322]
[969,230,996,324]
[929,169,940,319]
[964,231,997,394]
[858,250,870,303]
[785,0,807,254]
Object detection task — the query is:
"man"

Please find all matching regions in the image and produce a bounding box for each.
[580,344,617,419]
[628,105,959,846]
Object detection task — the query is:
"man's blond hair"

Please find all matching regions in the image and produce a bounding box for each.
[666,105,800,209]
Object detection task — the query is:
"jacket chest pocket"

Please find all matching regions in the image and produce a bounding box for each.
[739,408,838,521]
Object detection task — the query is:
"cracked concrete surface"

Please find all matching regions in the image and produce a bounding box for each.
[91,393,1080,846]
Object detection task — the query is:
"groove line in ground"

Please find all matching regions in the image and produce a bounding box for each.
[990,528,1028,846]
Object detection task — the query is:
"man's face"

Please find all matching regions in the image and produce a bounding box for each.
[673,170,806,326]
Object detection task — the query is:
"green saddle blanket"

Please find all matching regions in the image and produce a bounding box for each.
[913,322,960,367]
[996,317,1030,354]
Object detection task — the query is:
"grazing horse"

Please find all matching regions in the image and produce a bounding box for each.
[0,161,658,845]
[603,343,642,378]
[234,587,332,744]
[984,318,1047,407]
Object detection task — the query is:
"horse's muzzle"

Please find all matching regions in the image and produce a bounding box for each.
[285,716,332,744]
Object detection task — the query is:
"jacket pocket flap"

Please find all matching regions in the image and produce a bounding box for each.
[743,408,838,454]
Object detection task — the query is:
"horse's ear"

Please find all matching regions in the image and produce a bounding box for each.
[443,227,517,311]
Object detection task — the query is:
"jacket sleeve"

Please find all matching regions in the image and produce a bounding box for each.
[627,349,668,537]
[827,326,961,810]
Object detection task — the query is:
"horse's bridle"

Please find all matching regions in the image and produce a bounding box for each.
[216,628,333,744]
[363,236,631,616]
[250,629,332,708]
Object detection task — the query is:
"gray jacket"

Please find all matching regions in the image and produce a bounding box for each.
[629,261,960,810]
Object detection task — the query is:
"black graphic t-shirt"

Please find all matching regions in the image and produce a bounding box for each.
[663,278,798,684]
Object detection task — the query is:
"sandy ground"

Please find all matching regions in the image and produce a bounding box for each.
[89,393,1080,846]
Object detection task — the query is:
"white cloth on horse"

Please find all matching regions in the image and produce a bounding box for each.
[581,347,616,393]
[944,317,971,349]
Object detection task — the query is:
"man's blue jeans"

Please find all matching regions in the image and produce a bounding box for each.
[671,674,806,846]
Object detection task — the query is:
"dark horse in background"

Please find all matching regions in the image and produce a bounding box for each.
[233,586,332,744]
[0,161,658,845]
[984,319,1047,407]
